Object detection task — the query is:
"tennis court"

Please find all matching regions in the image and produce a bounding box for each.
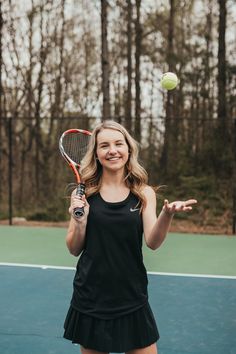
[0,225,235,354]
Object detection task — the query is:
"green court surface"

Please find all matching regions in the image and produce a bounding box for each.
[0,225,235,276]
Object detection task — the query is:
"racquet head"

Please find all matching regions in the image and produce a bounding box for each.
[59,128,91,184]
[59,128,92,218]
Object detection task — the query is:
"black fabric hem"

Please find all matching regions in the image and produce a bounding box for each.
[63,302,160,353]
[64,335,159,353]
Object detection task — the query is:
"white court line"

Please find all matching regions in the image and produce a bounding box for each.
[148,271,236,280]
[0,262,75,270]
[0,262,236,279]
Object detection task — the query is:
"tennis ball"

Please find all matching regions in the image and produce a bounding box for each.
[161,72,178,90]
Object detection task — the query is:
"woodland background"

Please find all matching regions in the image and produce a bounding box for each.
[0,0,235,234]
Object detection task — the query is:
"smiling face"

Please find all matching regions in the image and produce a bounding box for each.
[96,128,129,173]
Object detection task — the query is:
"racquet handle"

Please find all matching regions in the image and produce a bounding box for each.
[73,183,86,218]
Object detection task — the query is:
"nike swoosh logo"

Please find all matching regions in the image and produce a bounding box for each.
[130,208,140,212]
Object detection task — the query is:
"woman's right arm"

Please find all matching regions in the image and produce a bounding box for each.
[66,192,90,257]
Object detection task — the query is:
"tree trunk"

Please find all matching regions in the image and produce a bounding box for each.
[34,4,46,198]
[160,0,175,178]
[134,0,141,141]
[125,0,132,132]
[216,0,232,178]
[0,0,3,203]
[101,0,111,120]
[217,0,227,135]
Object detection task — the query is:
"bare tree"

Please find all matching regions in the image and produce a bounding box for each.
[0,0,3,202]
[134,0,141,141]
[125,0,132,132]
[160,0,176,178]
[217,0,227,135]
[101,0,111,120]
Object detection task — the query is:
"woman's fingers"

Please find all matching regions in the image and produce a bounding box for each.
[163,199,197,214]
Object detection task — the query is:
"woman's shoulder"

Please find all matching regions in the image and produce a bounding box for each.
[141,185,156,199]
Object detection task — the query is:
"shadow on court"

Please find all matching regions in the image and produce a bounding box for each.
[0,265,235,354]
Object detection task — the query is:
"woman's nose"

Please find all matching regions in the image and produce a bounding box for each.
[108,145,117,154]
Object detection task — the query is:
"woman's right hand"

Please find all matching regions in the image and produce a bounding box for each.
[69,191,90,221]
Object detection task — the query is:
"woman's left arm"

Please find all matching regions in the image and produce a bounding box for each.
[142,186,197,250]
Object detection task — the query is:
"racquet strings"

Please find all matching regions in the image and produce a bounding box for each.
[63,132,90,164]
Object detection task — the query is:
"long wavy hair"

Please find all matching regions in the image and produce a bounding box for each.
[80,120,149,209]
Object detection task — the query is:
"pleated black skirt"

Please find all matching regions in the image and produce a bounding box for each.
[63,302,159,353]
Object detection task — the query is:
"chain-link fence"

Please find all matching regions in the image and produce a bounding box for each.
[0,116,235,234]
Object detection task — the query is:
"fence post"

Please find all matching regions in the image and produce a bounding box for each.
[233,118,236,235]
[8,117,13,225]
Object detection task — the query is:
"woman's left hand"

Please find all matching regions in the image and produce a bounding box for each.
[163,199,197,215]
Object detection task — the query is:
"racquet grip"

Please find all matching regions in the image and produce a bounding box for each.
[73,183,86,218]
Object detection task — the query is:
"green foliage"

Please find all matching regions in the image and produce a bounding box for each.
[27,198,69,222]
[0,211,10,221]
[160,175,231,227]
[27,208,68,222]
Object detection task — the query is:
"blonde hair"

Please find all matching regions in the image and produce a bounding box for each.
[80,120,149,209]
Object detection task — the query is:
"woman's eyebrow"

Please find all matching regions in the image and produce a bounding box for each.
[98,139,124,146]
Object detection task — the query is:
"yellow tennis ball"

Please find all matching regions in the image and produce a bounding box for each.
[161,72,178,90]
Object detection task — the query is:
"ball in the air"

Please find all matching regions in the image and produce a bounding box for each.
[161,72,178,90]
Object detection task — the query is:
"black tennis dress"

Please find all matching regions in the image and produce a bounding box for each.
[63,192,159,352]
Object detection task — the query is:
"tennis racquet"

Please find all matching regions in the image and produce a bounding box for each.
[59,128,92,218]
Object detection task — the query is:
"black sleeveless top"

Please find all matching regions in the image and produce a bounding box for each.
[70,192,148,319]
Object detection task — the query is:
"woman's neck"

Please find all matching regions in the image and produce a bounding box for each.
[99,170,130,202]
[100,169,125,187]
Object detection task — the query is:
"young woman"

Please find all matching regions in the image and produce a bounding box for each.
[63,120,197,354]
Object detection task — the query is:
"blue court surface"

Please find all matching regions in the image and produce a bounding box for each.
[0,226,236,354]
